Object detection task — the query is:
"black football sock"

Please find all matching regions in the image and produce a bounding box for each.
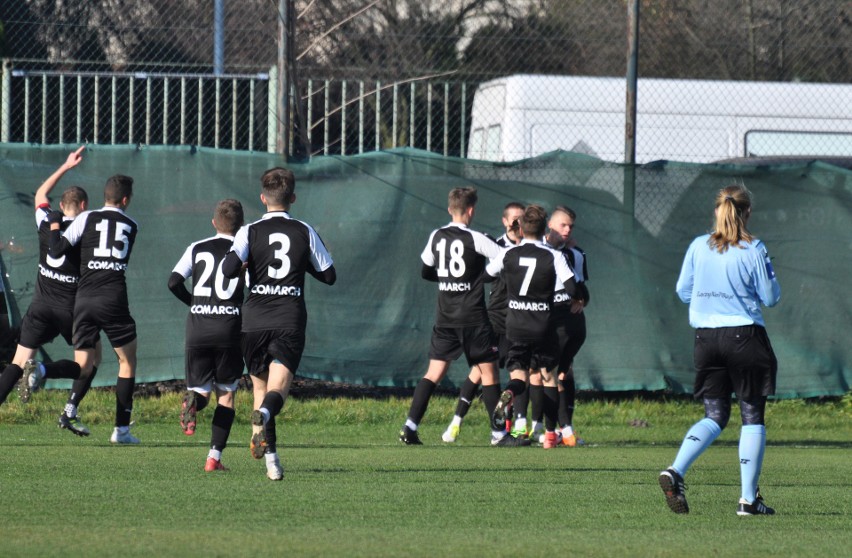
[529,384,544,422]
[115,376,135,427]
[558,373,576,426]
[43,360,80,380]
[261,391,285,418]
[480,384,500,418]
[0,364,23,405]
[195,393,210,413]
[543,386,559,431]
[454,377,478,418]
[260,391,285,453]
[210,405,235,452]
[513,384,529,420]
[406,378,436,426]
[66,365,97,414]
[505,378,526,397]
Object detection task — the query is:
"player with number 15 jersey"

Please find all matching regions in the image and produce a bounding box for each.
[55,196,138,346]
[49,174,141,444]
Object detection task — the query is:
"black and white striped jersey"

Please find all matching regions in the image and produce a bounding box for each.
[230,211,333,332]
[53,206,138,301]
[421,222,502,328]
[172,234,244,348]
[487,239,575,342]
[487,234,516,334]
[34,206,79,309]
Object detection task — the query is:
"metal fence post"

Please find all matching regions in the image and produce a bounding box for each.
[624,0,640,220]
[267,66,277,153]
[275,0,291,158]
[1,60,10,143]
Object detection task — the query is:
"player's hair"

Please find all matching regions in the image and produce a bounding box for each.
[502,201,525,217]
[521,204,548,237]
[213,199,244,235]
[552,205,576,220]
[261,167,296,207]
[104,174,133,204]
[448,187,478,214]
[503,201,524,230]
[709,184,753,253]
[60,186,88,210]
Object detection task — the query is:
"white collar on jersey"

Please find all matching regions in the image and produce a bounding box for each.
[262,211,291,220]
[519,238,545,247]
[100,206,127,215]
[214,233,235,240]
[445,221,469,229]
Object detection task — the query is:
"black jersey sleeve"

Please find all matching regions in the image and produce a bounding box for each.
[167,272,192,306]
[221,251,243,279]
[48,229,72,258]
[307,264,337,285]
[562,276,577,297]
[421,263,438,282]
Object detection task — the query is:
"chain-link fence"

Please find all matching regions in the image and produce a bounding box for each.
[1,1,850,159]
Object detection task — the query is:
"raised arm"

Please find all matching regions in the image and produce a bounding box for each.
[35,146,85,208]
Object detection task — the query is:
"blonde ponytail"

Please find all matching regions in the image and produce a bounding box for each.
[708,185,753,253]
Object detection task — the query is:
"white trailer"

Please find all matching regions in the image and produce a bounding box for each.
[467,74,852,164]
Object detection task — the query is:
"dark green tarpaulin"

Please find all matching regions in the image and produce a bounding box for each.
[1,144,850,398]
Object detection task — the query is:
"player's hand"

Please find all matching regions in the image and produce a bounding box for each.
[46,210,64,225]
[570,299,585,314]
[64,146,85,169]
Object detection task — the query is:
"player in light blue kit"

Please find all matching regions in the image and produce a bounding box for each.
[660,184,781,516]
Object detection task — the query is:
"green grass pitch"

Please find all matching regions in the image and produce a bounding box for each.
[1,393,850,557]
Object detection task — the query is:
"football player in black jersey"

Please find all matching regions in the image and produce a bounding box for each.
[0,148,102,407]
[169,199,245,472]
[49,174,141,444]
[485,205,576,449]
[527,206,590,445]
[441,201,524,443]
[222,167,336,481]
[400,187,525,447]
[548,206,589,446]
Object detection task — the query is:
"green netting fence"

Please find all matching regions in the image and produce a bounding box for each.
[1,145,850,398]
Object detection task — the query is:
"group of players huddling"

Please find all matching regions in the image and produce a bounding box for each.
[399,187,590,449]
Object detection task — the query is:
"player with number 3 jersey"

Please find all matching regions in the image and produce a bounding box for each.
[222,167,336,481]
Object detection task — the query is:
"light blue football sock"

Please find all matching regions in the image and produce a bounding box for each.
[739,424,766,502]
[671,418,723,476]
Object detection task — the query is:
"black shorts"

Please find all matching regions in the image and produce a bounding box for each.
[185,346,244,391]
[18,303,74,349]
[242,328,305,376]
[428,324,499,367]
[553,311,587,371]
[73,296,136,349]
[693,325,777,400]
[507,330,558,373]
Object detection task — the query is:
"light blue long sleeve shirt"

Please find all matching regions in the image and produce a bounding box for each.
[676,234,780,328]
